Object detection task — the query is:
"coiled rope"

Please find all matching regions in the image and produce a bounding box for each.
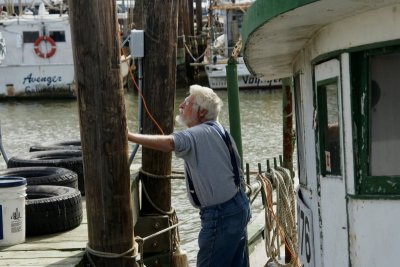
[258,167,300,267]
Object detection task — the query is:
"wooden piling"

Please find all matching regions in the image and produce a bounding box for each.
[68,0,135,266]
[140,0,178,215]
[195,0,203,35]
[178,0,194,84]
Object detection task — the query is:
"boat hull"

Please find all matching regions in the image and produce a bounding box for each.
[205,63,281,90]
[0,64,76,98]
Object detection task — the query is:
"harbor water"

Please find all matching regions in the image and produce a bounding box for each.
[0,87,285,265]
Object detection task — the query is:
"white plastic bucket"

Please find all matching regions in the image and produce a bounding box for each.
[0,177,27,246]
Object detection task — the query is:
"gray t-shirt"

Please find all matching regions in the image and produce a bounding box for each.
[172,121,241,208]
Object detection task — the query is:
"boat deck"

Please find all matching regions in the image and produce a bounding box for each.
[0,198,87,267]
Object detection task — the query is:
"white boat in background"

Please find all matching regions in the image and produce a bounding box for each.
[0,2,131,99]
[203,0,281,90]
[205,57,281,89]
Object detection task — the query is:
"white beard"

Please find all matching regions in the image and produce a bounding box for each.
[175,114,189,127]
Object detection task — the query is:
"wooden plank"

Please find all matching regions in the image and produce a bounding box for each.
[1,242,86,252]
[0,250,84,259]
[0,257,83,266]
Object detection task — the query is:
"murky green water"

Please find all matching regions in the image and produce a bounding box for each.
[0,87,285,265]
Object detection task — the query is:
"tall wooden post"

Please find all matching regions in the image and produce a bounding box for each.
[132,0,143,30]
[68,1,135,266]
[195,0,203,35]
[178,0,194,84]
[141,1,178,214]
[188,0,194,36]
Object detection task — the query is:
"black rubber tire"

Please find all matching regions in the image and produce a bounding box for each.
[0,166,78,189]
[7,150,85,195]
[26,185,83,236]
[29,140,81,152]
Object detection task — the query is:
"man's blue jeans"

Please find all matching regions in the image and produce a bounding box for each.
[197,188,251,267]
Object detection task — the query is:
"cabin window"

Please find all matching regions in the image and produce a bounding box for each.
[23,31,39,43]
[352,46,400,195]
[49,31,66,42]
[294,74,307,185]
[316,79,341,177]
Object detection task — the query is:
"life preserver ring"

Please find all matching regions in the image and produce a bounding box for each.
[34,35,57,58]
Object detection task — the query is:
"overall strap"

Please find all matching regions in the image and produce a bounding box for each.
[185,162,201,207]
[205,121,240,187]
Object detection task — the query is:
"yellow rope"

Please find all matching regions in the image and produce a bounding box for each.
[258,167,300,267]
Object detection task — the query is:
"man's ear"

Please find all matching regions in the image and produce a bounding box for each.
[198,109,209,122]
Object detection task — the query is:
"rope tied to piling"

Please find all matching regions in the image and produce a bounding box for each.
[85,242,139,267]
[139,171,186,265]
[139,167,185,180]
[258,167,300,267]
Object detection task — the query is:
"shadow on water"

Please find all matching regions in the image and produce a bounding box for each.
[0,87,284,265]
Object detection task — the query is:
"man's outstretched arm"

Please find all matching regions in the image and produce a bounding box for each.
[127,132,175,152]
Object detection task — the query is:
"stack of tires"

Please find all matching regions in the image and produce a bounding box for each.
[0,140,84,236]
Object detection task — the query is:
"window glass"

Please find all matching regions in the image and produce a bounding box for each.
[318,81,341,176]
[23,31,39,43]
[49,31,66,42]
[369,54,400,176]
[325,83,341,175]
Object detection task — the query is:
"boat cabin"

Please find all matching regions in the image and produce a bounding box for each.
[0,4,75,98]
[242,1,400,266]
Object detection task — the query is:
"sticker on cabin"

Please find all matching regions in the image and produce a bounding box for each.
[297,190,315,267]
[325,151,331,172]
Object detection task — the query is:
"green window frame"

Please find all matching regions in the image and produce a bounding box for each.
[351,45,400,195]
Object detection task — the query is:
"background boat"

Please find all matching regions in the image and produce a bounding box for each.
[0,1,131,99]
[203,0,282,90]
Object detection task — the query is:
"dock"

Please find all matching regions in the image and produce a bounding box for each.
[0,184,268,266]
[0,198,87,266]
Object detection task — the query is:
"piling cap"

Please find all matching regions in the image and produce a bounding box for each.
[0,177,27,187]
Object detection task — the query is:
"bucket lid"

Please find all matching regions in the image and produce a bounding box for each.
[0,177,27,187]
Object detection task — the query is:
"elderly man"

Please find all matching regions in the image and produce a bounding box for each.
[128,84,250,267]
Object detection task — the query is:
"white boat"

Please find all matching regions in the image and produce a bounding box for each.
[242,0,400,266]
[0,2,131,99]
[203,0,281,90]
[205,57,281,89]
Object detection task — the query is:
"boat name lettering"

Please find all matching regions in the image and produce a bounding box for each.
[23,73,62,86]
[25,84,72,94]
[242,76,261,86]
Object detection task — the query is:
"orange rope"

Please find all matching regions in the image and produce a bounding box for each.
[121,47,165,135]
[260,174,300,267]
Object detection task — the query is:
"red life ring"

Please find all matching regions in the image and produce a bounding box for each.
[34,36,57,58]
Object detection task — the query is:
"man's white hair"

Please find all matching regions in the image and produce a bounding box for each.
[190,84,223,121]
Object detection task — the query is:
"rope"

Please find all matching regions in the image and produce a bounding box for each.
[258,167,300,267]
[139,174,184,264]
[86,243,136,259]
[184,42,207,63]
[231,38,242,60]
[139,167,184,180]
